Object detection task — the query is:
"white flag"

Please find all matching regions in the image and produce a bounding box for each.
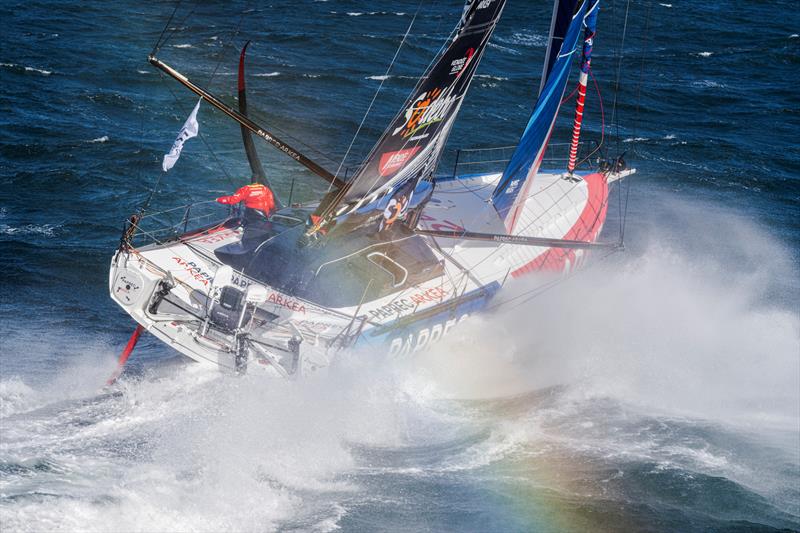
[162,98,201,172]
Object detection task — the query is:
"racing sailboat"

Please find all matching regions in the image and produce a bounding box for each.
[109,0,633,376]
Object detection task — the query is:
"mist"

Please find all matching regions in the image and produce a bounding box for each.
[415,198,800,428]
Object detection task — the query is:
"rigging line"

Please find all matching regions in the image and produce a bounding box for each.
[205,9,246,88]
[321,11,463,215]
[631,0,653,157]
[352,20,488,202]
[152,0,182,56]
[486,245,620,313]
[459,178,609,274]
[328,0,424,193]
[574,65,605,167]
[622,1,651,244]
[157,5,198,53]
[609,0,630,153]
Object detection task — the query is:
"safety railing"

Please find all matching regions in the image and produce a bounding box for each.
[448,140,601,177]
[123,200,237,248]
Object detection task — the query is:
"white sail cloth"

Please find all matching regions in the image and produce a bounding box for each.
[162,98,201,172]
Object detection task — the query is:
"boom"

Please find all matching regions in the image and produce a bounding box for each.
[148,55,345,188]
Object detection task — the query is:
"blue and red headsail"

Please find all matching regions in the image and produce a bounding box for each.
[490,0,592,232]
[323,0,506,234]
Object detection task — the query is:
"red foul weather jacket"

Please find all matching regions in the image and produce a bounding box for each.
[216,183,276,215]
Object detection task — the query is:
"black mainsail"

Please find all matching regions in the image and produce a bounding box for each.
[318,0,507,233]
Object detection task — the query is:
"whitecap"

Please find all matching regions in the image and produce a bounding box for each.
[659,3,672,7]
[0,378,38,418]
[691,79,726,89]
[488,42,521,56]
[367,75,390,81]
[0,63,51,75]
[347,12,363,16]
[476,74,508,81]
[254,71,280,77]
[88,135,109,143]
[622,137,649,143]
[136,69,149,74]
[0,223,59,237]
[789,34,798,38]
[664,134,676,140]
[697,51,713,57]
[172,43,193,49]
[24,66,51,75]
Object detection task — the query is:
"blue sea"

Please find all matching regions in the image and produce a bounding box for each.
[1,1,798,531]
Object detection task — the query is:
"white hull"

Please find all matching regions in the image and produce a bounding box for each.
[109,169,631,376]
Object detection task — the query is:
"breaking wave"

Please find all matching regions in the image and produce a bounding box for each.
[0,63,52,76]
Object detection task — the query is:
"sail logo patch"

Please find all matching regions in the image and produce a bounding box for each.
[392,85,458,138]
[449,48,475,75]
[378,147,421,177]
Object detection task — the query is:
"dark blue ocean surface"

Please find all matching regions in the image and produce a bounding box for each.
[0,1,798,531]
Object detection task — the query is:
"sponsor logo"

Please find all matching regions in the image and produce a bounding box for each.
[172,256,213,286]
[195,228,239,245]
[378,147,421,177]
[449,48,475,76]
[113,272,143,306]
[388,314,469,357]
[267,292,306,314]
[369,298,415,321]
[419,214,466,232]
[505,179,521,194]
[368,287,448,321]
[477,0,496,9]
[392,85,458,138]
[230,274,251,289]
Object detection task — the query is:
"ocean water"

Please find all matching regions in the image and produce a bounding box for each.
[1,0,798,531]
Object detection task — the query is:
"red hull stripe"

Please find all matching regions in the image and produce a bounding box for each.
[511,172,609,277]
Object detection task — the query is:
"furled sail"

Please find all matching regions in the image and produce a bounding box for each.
[322,0,507,233]
[490,0,591,232]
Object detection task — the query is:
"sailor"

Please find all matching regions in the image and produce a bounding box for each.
[216,183,276,221]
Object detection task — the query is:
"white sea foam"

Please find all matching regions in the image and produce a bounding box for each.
[24,66,51,75]
[623,136,648,142]
[88,135,109,143]
[367,75,390,81]
[487,42,521,56]
[476,74,509,81]
[659,3,673,7]
[420,199,800,428]
[691,79,726,88]
[0,223,59,237]
[172,43,193,49]
[0,346,454,532]
[0,62,51,75]
[697,51,713,57]
[254,71,280,77]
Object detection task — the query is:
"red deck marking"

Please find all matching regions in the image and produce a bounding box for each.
[511,172,609,277]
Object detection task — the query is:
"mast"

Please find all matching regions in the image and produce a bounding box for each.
[490,0,587,232]
[567,0,599,175]
[237,41,267,186]
[148,55,345,189]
